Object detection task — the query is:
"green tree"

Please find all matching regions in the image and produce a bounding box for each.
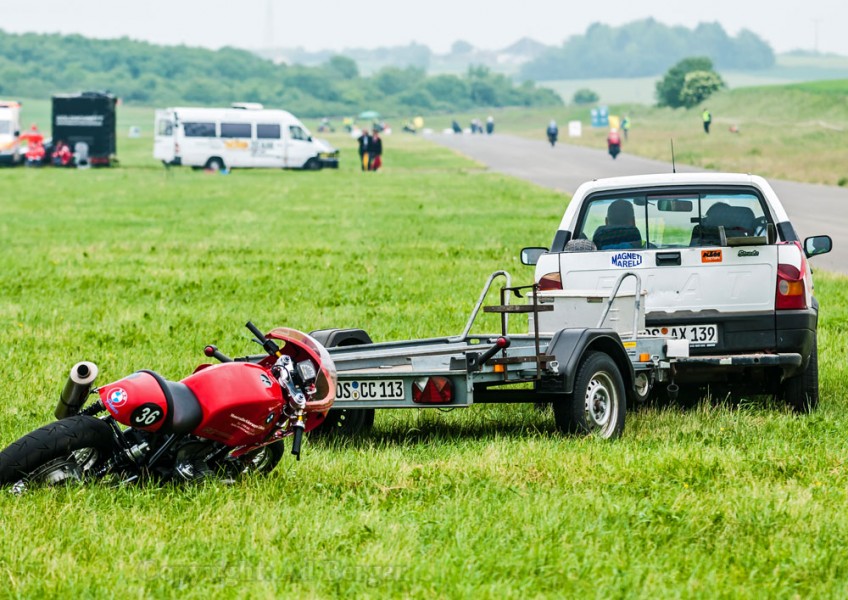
[655,56,719,108]
[572,88,599,105]
[325,55,359,80]
[679,70,725,108]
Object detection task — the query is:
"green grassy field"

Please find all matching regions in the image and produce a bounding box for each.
[2,127,848,597]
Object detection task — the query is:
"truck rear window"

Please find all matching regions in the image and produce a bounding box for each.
[575,191,769,250]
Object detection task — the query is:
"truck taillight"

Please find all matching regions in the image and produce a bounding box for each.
[776,263,806,310]
[538,272,562,291]
[412,377,452,404]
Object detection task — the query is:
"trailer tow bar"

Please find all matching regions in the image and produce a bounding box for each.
[467,337,511,372]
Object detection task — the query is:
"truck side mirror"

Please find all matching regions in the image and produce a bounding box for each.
[520,247,548,265]
[804,235,832,258]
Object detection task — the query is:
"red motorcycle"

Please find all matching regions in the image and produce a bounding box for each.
[0,322,336,490]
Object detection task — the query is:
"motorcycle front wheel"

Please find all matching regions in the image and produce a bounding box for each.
[0,415,114,487]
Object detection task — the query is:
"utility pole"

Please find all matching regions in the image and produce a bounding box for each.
[813,18,820,53]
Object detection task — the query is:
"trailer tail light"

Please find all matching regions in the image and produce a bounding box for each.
[775,263,807,310]
[412,377,452,404]
[538,272,562,291]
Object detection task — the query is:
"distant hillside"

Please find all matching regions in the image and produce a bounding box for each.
[257,38,553,77]
[0,30,561,116]
[520,19,775,81]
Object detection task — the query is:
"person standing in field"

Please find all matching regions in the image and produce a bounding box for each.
[357,128,372,171]
[702,108,712,134]
[621,115,630,140]
[486,115,494,134]
[370,129,383,171]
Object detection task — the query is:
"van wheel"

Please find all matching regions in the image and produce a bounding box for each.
[781,336,818,413]
[205,157,225,171]
[555,351,626,438]
[304,158,322,171]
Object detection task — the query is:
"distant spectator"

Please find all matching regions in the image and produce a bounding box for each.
[357,128,372,171]
[52,140,73,167]
[370,129,383,171]
[451,120,462,134]
[621,115,630,140]
[486,115,494,135]
[702,108,712,134]
[25,140,45,166]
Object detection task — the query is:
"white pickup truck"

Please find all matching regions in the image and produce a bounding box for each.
[522,173,832,411]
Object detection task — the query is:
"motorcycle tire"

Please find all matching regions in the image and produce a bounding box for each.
[0,415,114,486]
[237,441,285,475]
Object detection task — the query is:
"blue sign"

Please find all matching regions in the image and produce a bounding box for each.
[590,106,609,128]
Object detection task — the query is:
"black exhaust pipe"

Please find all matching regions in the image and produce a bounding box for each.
[55,362,99,420]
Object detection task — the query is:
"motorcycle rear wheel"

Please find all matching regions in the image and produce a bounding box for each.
[0,415,114,487]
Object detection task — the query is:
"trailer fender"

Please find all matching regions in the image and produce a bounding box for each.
[308,328,373,348]
[545,328,635,398]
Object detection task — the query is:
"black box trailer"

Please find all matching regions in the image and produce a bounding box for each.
[51,91,117,166]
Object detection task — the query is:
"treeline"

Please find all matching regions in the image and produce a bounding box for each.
[520,19,775,81]
[0,30,561,116]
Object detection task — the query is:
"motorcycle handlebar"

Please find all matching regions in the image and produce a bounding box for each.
[245,321,280,356]
[291,426,303,461]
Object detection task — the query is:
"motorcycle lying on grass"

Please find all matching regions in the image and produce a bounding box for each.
[0,323,337,491]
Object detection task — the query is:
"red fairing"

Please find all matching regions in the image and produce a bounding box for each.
[99,372,170,433]
[182,362,284,446]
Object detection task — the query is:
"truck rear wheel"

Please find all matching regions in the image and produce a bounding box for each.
[555,351,626,439]
[781,336,818,413]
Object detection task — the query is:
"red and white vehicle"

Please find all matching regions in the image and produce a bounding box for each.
[522,173,832,410]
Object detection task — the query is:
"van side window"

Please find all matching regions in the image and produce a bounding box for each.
[157,120,173,136]
[183,122,216,138]
[221,123,251,138]
[289,125,308,141]
[257,124,281,139]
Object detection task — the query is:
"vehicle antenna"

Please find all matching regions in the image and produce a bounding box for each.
[670,139,676,173]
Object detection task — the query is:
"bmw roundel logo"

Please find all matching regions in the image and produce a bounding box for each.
[108,388,128,408]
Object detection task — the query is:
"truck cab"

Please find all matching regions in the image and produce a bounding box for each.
[522,173,832,410]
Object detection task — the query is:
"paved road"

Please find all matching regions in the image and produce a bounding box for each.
[431,133,846,274]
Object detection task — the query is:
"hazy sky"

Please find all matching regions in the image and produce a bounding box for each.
[3,0,847,55]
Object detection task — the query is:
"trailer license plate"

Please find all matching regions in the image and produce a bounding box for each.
[336,380,404,401]
[645,324,718,347]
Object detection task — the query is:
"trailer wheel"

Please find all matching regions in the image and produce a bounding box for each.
[309,333,375,438]
[555,351,626,439]
[205,157,225,171]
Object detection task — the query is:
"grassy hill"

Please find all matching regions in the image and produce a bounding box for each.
[477,80,848,186]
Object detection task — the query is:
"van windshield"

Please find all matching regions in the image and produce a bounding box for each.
[574,189,769,250]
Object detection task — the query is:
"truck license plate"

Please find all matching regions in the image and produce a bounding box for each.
[336,380,405,401]
[645,324,718,347]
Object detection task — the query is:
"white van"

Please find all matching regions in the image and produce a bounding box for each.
[153,103,338,171]
[0,101,23,166]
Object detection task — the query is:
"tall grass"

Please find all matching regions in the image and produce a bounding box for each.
[1,132,847,597]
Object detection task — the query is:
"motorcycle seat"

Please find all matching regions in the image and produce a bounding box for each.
[140,370,204,434]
